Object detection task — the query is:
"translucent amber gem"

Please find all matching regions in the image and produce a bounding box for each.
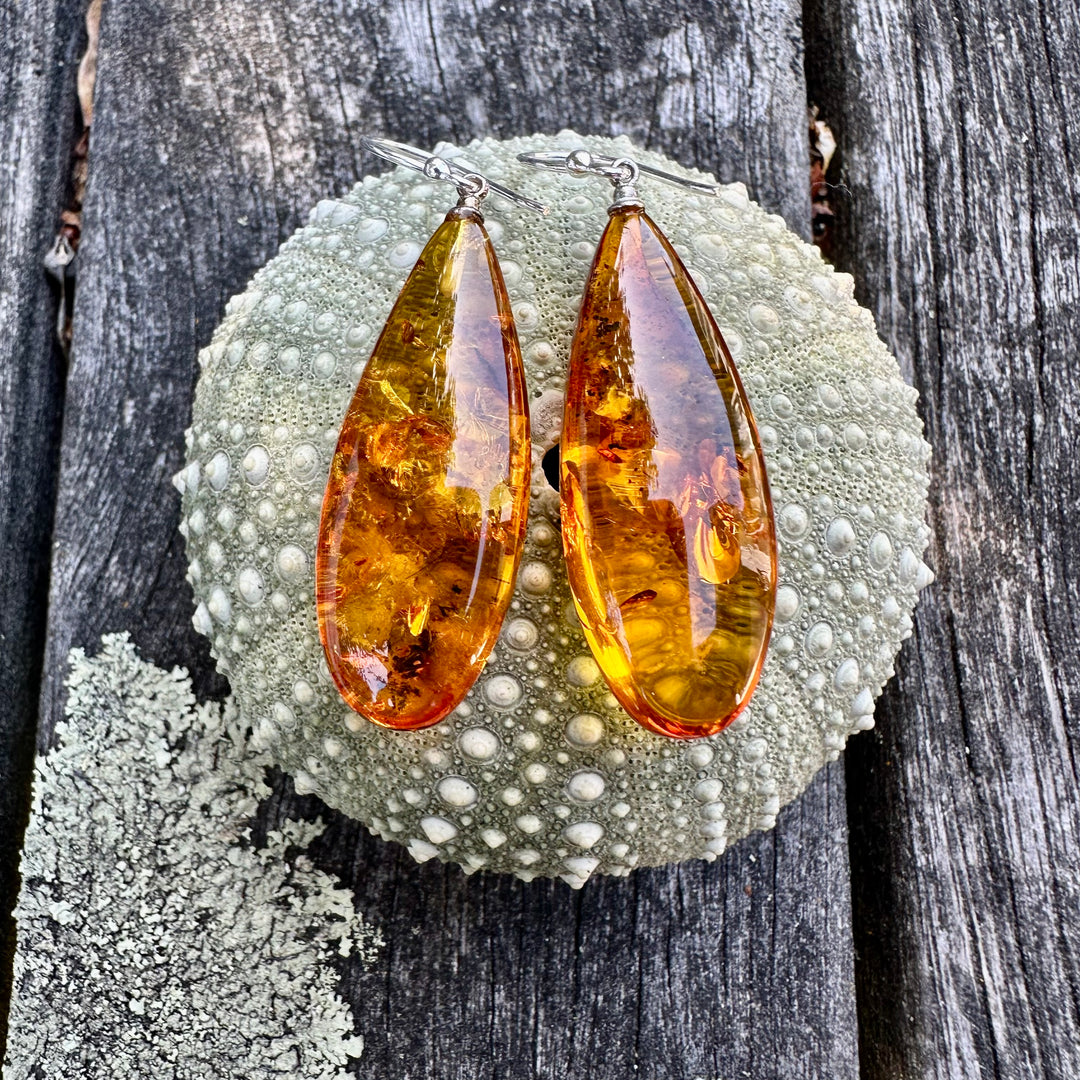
[317,208,530,730]
[561,207,777,739]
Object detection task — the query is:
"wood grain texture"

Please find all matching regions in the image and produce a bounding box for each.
[16,0,859,1075]
[805,0,1080,1075]
[0,0,85,1046]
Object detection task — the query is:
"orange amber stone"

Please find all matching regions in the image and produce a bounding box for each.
[316,208,530,730]
[561,207,777,739]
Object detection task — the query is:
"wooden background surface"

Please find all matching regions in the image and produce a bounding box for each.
[2,0,1078,1076]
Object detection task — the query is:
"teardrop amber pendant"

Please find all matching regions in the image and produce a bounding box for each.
[317,207,530,730]
[561,207,777,739]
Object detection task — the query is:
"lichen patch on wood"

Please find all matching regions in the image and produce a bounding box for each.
[4,634,381,1079]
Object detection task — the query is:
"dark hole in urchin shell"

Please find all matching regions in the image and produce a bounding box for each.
[542,444,560,491]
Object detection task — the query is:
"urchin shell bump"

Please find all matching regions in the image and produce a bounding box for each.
[178,132,932,887]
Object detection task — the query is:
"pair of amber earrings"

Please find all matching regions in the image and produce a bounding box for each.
[316,138,777,742]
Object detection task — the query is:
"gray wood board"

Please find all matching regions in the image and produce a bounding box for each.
[0,0,85,1048]
[805,0,1080,1075]
[8,0,860,1076]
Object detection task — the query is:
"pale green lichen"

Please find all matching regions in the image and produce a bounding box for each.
[178,132,932,887]
[4,634,381,1080]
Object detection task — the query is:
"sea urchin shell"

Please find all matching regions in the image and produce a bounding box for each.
[178,132,932,887]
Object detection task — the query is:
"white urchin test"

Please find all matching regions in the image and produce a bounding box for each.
[178,132,932,888]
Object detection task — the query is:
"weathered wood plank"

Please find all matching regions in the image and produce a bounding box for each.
[805,0,1080,1074]
[0,0,85,1047]
[27,1,856,1075]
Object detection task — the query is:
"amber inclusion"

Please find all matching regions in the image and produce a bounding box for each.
[561,207,777,739]
[316,208,530,730]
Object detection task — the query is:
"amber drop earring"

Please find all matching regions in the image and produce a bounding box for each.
[317,139,547,730]
[518,149,777,740]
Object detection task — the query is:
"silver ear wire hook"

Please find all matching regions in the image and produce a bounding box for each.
[517,148,720,209]
[361,137,549,215]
